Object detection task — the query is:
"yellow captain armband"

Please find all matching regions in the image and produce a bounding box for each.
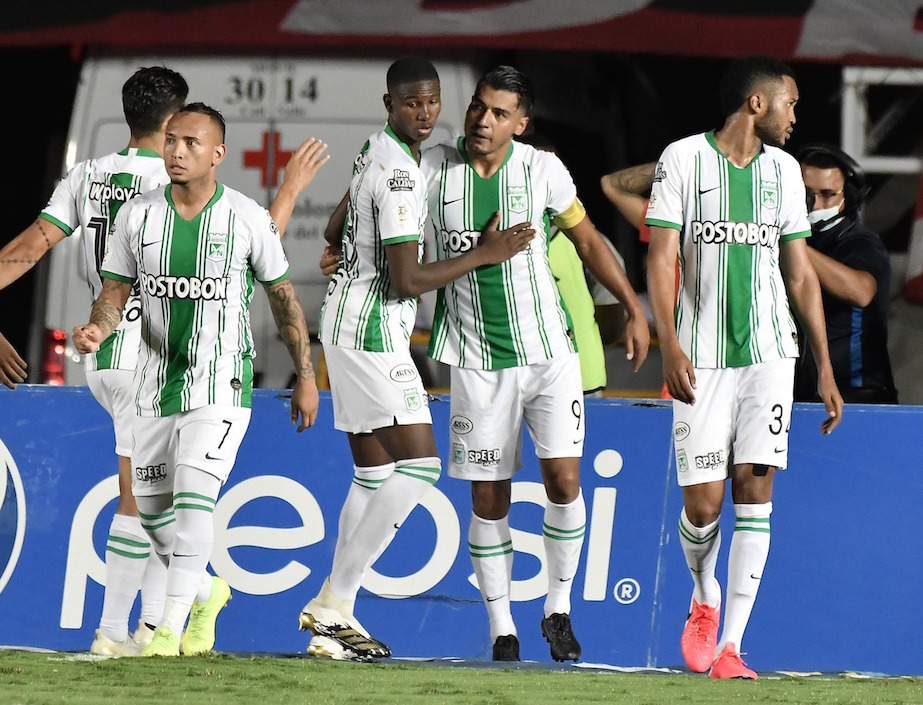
[551,198,587,231]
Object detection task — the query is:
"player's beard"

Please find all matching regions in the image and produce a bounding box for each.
[754,108,787,148]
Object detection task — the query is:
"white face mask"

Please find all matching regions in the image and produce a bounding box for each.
[807,203,843,225]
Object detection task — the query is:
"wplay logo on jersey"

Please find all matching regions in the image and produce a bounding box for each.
[0,438,26,598]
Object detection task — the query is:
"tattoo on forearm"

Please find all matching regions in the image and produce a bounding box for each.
[89,280,130,339]
[89,300,122,338]
[36,219,53,250]
[267,281,314,378]
[0,219,54,267]
[614,163,657,195]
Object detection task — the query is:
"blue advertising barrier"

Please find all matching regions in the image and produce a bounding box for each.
[0,386,920,673]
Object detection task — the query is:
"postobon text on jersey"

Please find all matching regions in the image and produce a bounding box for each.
[140,273,230,300]
[690,220,780,248]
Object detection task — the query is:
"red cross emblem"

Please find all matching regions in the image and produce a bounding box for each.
[243,130,292,188]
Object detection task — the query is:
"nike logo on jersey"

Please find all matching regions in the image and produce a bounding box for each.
[486,595,505,602]
[141,239,163,248]
[698,185,719,195]
[442,197,464,206]
[204,452,220,460]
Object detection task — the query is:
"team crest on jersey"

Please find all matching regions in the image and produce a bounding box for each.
[676,449,688,473]
[387,169,415,191]
[206,232,228,262]
[760,182,779,209]
[507,186,528,213]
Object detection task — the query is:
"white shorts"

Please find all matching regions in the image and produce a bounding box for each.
[673,358,794,487]
[448,354,584,482]
[131,405,251,496]
[324,344,432,433]
[87,368,135,457]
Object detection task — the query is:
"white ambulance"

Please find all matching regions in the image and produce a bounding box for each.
[40,55,476,387]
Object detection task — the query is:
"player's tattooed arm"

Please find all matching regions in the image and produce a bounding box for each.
[0,219,67,289]
[89,279,131,338]
[264,278,315,379]
[73,278,131,354]
[600,162,656,229]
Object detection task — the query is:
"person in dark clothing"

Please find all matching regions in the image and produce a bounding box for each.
[796,143,897,404]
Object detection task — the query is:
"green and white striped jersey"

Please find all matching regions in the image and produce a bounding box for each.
[645,131,811,369]
[421,138,578,369]
[101,182,290,417]
[319,125,425,352]
[40,148,168,373]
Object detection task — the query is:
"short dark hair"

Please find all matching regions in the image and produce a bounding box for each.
[719,55,795,118]
[476,65,534,117]
[173,102,226,142]
[122,66,188,138]
[386,57,439,93]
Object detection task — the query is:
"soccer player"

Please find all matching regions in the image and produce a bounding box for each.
[0,67,187,655]
[73,102,320,657]
[645,56,844,679]
[298,57,534,661]
[420,66,650,662]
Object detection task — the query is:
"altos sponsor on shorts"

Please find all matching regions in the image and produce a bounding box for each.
[451,415,473,435]
[140,273,230,300]
[390,364,418,383]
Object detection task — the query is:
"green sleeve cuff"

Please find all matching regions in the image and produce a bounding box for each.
[260,268,290,286]
[383,233,420,245]
[101,271,135,284]
[781,229,810,242]
[644,217,682,232]
[39,213,74,236]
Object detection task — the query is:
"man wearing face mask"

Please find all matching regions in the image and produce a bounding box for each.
[795,143,897,403]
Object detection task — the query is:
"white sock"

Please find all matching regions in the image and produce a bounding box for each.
[136,493,176,570]
[468,513,516,641]
[329,457,441,608]
[678,508,722,607]
[161,465,221,633]
[332,463,395,567]
[139,551,168,629]
[98,513,150,642]
[543,491,586,617]
[718,502,772,652]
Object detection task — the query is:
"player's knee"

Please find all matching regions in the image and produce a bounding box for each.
[471,479,511,520]
[683,504,722,527]
[543,475,580,504]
